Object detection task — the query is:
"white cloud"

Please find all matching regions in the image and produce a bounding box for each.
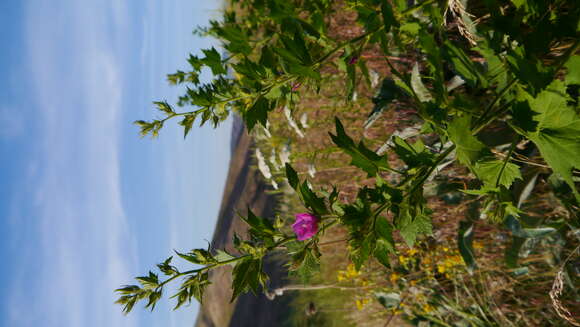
[6,1,139,326]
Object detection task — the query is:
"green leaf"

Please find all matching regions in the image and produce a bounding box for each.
[299,181,328,216]
[365,78,403,129]
[214,24,252,56]
[340,190,376,270]
[136,272,159,289]
[214,250,236,265]
[116,293,138,314]
[532,126,580,201]
[157,256,178,276]
[285,163,299,190]
[417,31,444,95]
[233,58,266,81]
[506,48,552,92]
[243,97,272,131]
[380,0,397,34]
[516,80,580,201]
[201,47,227,75]
[189,272,211,303]
[457,220,477,272]
[375,217,394,249]
[410,62,433,102]
[391,136,435,168]
[176,248,214,265]
[374,217,395,268]
[116,285,140,295]
[528,80,576,130]
[350,234,373,270]
[374,240,393,269]
[400,22,420,36]
[355,5,382,32]
[153,101,174,116]
[474,160,522,188]
[283,17,321,38]
[241,208,277,244]
[399,213,432,247]
[511,100,538,132]
[145,290,162,311]
[231,258,263,301]
[444,41,487,88]
[330,118,390,176]
[509,0,525,9]
[474,39,507,88]
[447,116,488,167]
[564,55,580,85]
[505,236,526,268]
[292,247,320,282]
[461,186,500,196]
[279,32,312,66]
[173,272,211,307]
[179,114,195,139]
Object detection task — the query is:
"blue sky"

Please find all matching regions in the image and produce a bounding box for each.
[0,1,231,326]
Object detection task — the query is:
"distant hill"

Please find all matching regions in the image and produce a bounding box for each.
[194,115,292,327]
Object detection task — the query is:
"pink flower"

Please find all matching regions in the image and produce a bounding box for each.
[348,56,359,65]
[292,213,319,241]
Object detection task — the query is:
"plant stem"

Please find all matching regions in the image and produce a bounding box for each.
[156,236,295,290]
[473,99,515,135]
[401,0,437,16]
[315,28,383,66]
[407,144,456,196]
[474,78,517,130]
[318,238,348,246]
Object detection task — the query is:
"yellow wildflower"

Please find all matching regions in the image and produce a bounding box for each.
[346,263,360,278]
[337,271,346,282]
[355,298,370,310]
[390,272,400,283]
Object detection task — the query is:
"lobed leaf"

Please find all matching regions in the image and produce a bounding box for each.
[330,118,390,177]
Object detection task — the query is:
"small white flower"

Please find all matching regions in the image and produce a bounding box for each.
[279,143,291,166]
[261,124,272,138]
[370,70,380,88]
[307,163,317,178]
[284,106,304,138]
[269,149,281,170]
[255,148,272,179]
[300,112,309,129]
